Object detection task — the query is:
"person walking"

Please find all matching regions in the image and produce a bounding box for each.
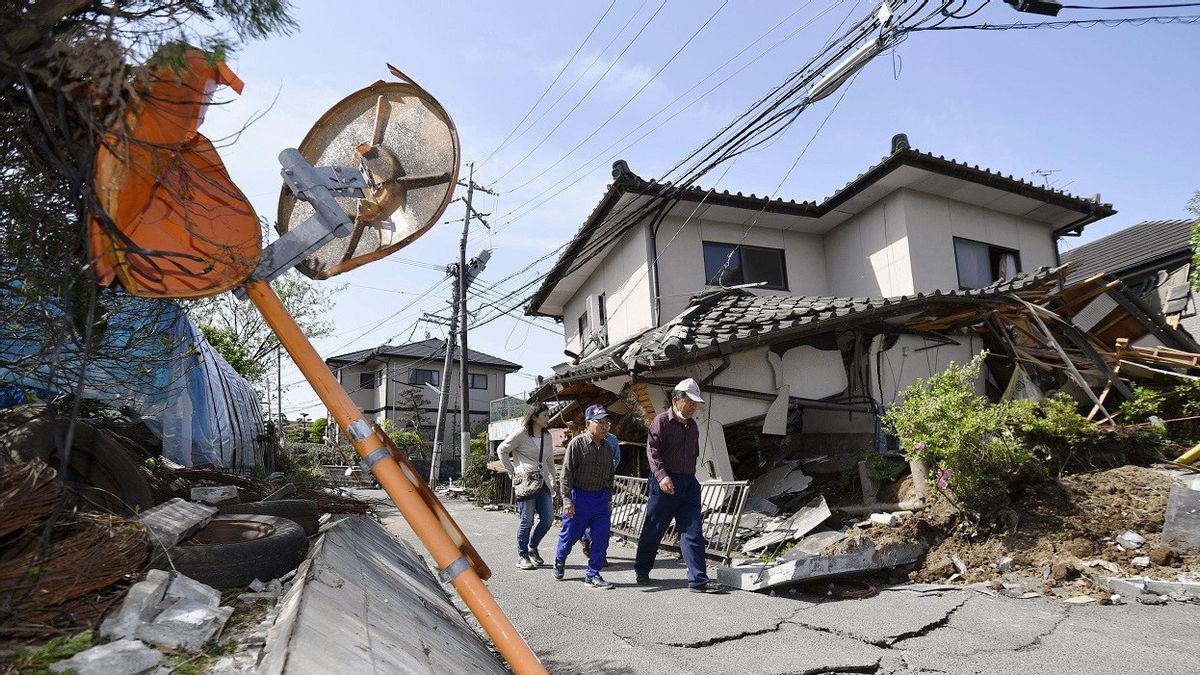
[497,403,556,571]
[581,431,620,560]
[553,404,616,589]
[634,378,725,593]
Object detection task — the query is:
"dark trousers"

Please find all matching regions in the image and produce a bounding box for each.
[634,472,709,587]
[554,488,611,578]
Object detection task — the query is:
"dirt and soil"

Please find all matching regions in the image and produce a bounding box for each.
[860,465,1200,596]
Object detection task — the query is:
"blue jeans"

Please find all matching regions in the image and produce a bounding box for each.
[634,473,709,587]
[555,488,611,578]
[516,484,553,556]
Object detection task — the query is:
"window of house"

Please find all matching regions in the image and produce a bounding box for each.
[597,293,607,325]
[359,372,379,390]
[468,373,488,389]
[408,368,439,386]
[953,237,1021,289]
[577,311,589,340]
[702,242,787,290]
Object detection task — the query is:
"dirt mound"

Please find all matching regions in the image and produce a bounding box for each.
[891,466,1198,593]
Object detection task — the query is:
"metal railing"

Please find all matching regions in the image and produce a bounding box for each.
[609,475,751,564]
[489,395,528,423]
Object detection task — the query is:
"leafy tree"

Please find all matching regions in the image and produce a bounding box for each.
[310,416,329,444]
[1188,190,1200,292]
[199,324,267,383]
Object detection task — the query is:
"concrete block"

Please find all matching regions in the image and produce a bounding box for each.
[136,599,234,652]
[99,570,170,640]
[1132,556,1151,568]
[164,572,221,609]
[1161,478,1200,553]
[138,498,217,548]
[191,486,240,505]
[719,538,924,591]
[1116,530,1145,550]
[996,556,1015,573]
[869,513,899,527]
[50,639,163,674]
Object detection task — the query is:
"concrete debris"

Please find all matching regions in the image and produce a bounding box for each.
[1161,476,1200,553]
[869,513,899,527]
[996,556,1015,573]
[1063,595,1096,604]
[99,571,232,654]
[1115,530,1145,550]
[1131,556,1151,568]
[1084,559,1121,574]
[742,496,780,516]
[1090,574,1200,603]
[741,495,830,552]
[137,498,217,548]
[190,485,240,505]
[783,530,846,560]
[50,639,164,675]
[1136,593,1168,606]
[952,555,969,576]
[248,578,268,592]
[748,461,812,500]
[719,536,923,591]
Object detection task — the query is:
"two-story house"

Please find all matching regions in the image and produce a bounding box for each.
[325,338,521,446]
[524,134,1116,482]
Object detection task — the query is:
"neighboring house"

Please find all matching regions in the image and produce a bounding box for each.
[525,134,1118,482]
[1060,218,1199,349]
[325,338,521,445]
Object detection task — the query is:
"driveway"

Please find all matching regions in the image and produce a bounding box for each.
[367,490,1196,675]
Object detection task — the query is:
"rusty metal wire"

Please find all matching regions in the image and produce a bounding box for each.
[0,460,61,539]
[146,465,369,514]
[0,512,148,639]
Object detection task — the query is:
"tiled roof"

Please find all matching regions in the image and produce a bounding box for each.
[527,141,1114,317]
[325,338,521,371]
[544,267,1063,386]
[1060,219,1195,285]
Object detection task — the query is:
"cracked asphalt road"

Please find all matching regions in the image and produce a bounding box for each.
[370,492,1197,675]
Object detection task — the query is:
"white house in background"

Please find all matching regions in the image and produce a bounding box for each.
[524,134,1116,482]
[325,338,521,445]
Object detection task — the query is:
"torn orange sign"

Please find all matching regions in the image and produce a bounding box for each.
[91,47,260,298]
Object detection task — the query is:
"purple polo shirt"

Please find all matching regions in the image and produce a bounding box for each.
[646,408,699,481]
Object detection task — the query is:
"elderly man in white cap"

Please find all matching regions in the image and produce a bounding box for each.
[634,378,724,593]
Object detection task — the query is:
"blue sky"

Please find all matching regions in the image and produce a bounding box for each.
[201,1,1200,418]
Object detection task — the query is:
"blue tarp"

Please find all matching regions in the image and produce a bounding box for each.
[0,284,264,469]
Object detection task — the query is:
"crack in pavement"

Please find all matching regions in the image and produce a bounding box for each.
[1014,610,1069,653]
[885,596,970,646]
[658,607,806,648]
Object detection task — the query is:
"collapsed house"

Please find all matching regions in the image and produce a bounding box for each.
[518,134,1200,583]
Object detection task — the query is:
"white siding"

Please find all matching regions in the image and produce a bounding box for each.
[655,215,828,322]
[822,195,913,297]
[902,190,1058,292]
[563,226,653,354]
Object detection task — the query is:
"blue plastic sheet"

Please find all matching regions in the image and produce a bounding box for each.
[0,285,264,469]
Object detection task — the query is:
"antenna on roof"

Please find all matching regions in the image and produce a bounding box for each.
[1030,168,1060,187]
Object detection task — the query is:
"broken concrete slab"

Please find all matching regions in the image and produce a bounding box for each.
[869,512,899,527]
[163,570,221,608]
[720,536,924,591]
[137,498,217,548]
[783,530,846,560]
[50,638,163,674]
[747,461,812,500]
[190,485,240,505]
[98,569,170,641]
[741,495,830,552]
[1090,574,1200,601]
[1116,530,1146,550]
[135,599,234,652]
[1161,476,1200,553]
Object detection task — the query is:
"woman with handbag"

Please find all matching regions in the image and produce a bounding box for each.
[498,403,557,570]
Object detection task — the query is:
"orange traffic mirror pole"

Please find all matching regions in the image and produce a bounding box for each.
[243,278,547,675]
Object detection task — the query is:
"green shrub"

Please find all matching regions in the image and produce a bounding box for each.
[882,352,1036,506]
[1119,380,1200,442]
[461,430,501,504]
[275,442,324,487]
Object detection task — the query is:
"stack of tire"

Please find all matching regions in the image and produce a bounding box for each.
[154,499,320,589]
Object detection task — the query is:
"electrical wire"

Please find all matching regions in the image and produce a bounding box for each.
[906,12,1200,28]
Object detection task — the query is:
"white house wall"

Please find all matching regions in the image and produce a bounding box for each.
[822,195,914,298]
[655,215,828,324]
[562,226,653,355]
[902,189,1058,293]
[873,334,981,406]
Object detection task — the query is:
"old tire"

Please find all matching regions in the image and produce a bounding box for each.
[217,499,320,537]
[157,514,307,588]
[0,417,155,515]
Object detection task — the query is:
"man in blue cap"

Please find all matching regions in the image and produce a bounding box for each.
[553,403,617,589]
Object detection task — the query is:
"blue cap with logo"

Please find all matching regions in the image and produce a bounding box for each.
[584,404,609,421]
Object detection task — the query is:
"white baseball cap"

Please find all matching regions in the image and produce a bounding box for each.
[673,378,705,403]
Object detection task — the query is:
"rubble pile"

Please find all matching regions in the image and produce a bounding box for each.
[0,462,149,639]
[147,464,369,514]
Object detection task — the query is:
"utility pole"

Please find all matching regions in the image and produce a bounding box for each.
[456,163,496,477]
[428,283,459,486]
[276,343,283,428]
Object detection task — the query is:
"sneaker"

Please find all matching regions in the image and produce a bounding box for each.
[517,556,537,571]
[581,540,591,557]
[553,559,565,581]
[585,574,614,590]
[528,548,544,566]
[635,574,651,585]
[688,582,728,594]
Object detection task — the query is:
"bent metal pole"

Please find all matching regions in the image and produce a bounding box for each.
[243,279,546,675]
